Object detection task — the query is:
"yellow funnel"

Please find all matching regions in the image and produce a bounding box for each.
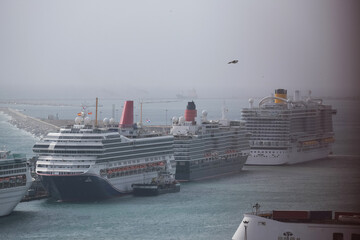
[275,89,287,103]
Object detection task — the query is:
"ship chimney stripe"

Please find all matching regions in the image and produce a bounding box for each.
[119,100,134,128]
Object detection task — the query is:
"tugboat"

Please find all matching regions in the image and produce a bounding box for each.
[132,171,180,196]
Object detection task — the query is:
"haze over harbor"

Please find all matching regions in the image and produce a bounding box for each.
[1,1,360,239]
[1,1,360,100]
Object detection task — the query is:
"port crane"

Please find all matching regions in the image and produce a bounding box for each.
[139,99,178,125]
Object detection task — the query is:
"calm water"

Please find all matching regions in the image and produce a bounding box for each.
[0,98,360,239]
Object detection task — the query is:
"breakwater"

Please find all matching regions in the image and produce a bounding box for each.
[0,107,61,137]
[0,107,169,137]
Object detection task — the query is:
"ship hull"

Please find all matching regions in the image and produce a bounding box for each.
[175,155,247,181]
[40,171,159,201]
[0,181,32,217]
[40,175,125,201]
[246,145,331,165]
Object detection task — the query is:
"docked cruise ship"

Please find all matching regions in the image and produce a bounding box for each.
[242,89,336,165]
[33,101,175,201]
[232,204,360,240]
[171,101,250,181]
[0,150,32,216]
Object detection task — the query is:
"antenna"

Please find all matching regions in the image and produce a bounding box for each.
[95,97,98,127]
[252,203,261,215]
[138,99,178,125]
[221,100,228,120]
[140,100,143,125]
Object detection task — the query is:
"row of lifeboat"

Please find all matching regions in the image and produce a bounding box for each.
[301,137,334,146]
[0,174,27,187]
[103,161,166,175]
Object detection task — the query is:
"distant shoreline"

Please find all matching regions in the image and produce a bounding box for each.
[0,96,359,106]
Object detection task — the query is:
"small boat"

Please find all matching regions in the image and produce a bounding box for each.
[232,203,360,240]
[132,171,180,196]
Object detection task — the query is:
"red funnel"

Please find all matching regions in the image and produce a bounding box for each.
[119,100,134,128]
[185,101,197,124]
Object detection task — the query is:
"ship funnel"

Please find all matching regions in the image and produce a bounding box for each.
[119,100,134,128]
[274,89,287,104]
[184,101,197,124]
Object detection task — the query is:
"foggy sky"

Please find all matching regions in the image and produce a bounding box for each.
[0,0,359,100]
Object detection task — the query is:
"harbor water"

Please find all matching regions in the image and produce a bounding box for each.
[0,98,360,239]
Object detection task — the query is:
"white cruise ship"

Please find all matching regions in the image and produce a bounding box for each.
[171,101,250,181]
[232,204,360,240]
[0,150,32,216]
[33,101,175,201]
[242,89,336,165]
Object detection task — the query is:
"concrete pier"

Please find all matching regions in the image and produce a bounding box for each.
[0,107,64,137]
[0,107,169,137]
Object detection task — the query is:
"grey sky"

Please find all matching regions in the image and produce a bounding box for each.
[0,0,359,99]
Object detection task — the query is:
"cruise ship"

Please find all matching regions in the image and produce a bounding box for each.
[0,150,32,216]
[232,204,360,240]
[242,89,336,165]
[171,101,250,181]
[33,100,175,201]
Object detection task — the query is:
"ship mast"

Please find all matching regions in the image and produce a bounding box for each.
[95,97,98,127]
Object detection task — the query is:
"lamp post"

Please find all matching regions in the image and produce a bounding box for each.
[165,109,168,126]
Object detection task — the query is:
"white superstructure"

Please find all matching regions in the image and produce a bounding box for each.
[33,101,175,201]
[0,151,32,216]
[232,205,360,240]
[171,101,250,181]
[242,89,336,165]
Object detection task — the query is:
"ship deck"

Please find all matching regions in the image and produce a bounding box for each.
[251,210,360,225]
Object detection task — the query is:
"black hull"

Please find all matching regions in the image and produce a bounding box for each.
[132,184,180,196]
[40,175,125,201]
[175,156,247,181]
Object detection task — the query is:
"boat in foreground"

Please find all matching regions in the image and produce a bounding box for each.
[132,171,180,196]
[0,150,32,216]
[33,100,175,201]
[171,101,250,181]
[242,89,336,165]
[232,204,360,240]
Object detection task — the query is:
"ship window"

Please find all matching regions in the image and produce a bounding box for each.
[333,233,343,240]
[352,234,360,240]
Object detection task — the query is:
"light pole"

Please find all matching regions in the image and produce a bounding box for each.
[165,109,168,126]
